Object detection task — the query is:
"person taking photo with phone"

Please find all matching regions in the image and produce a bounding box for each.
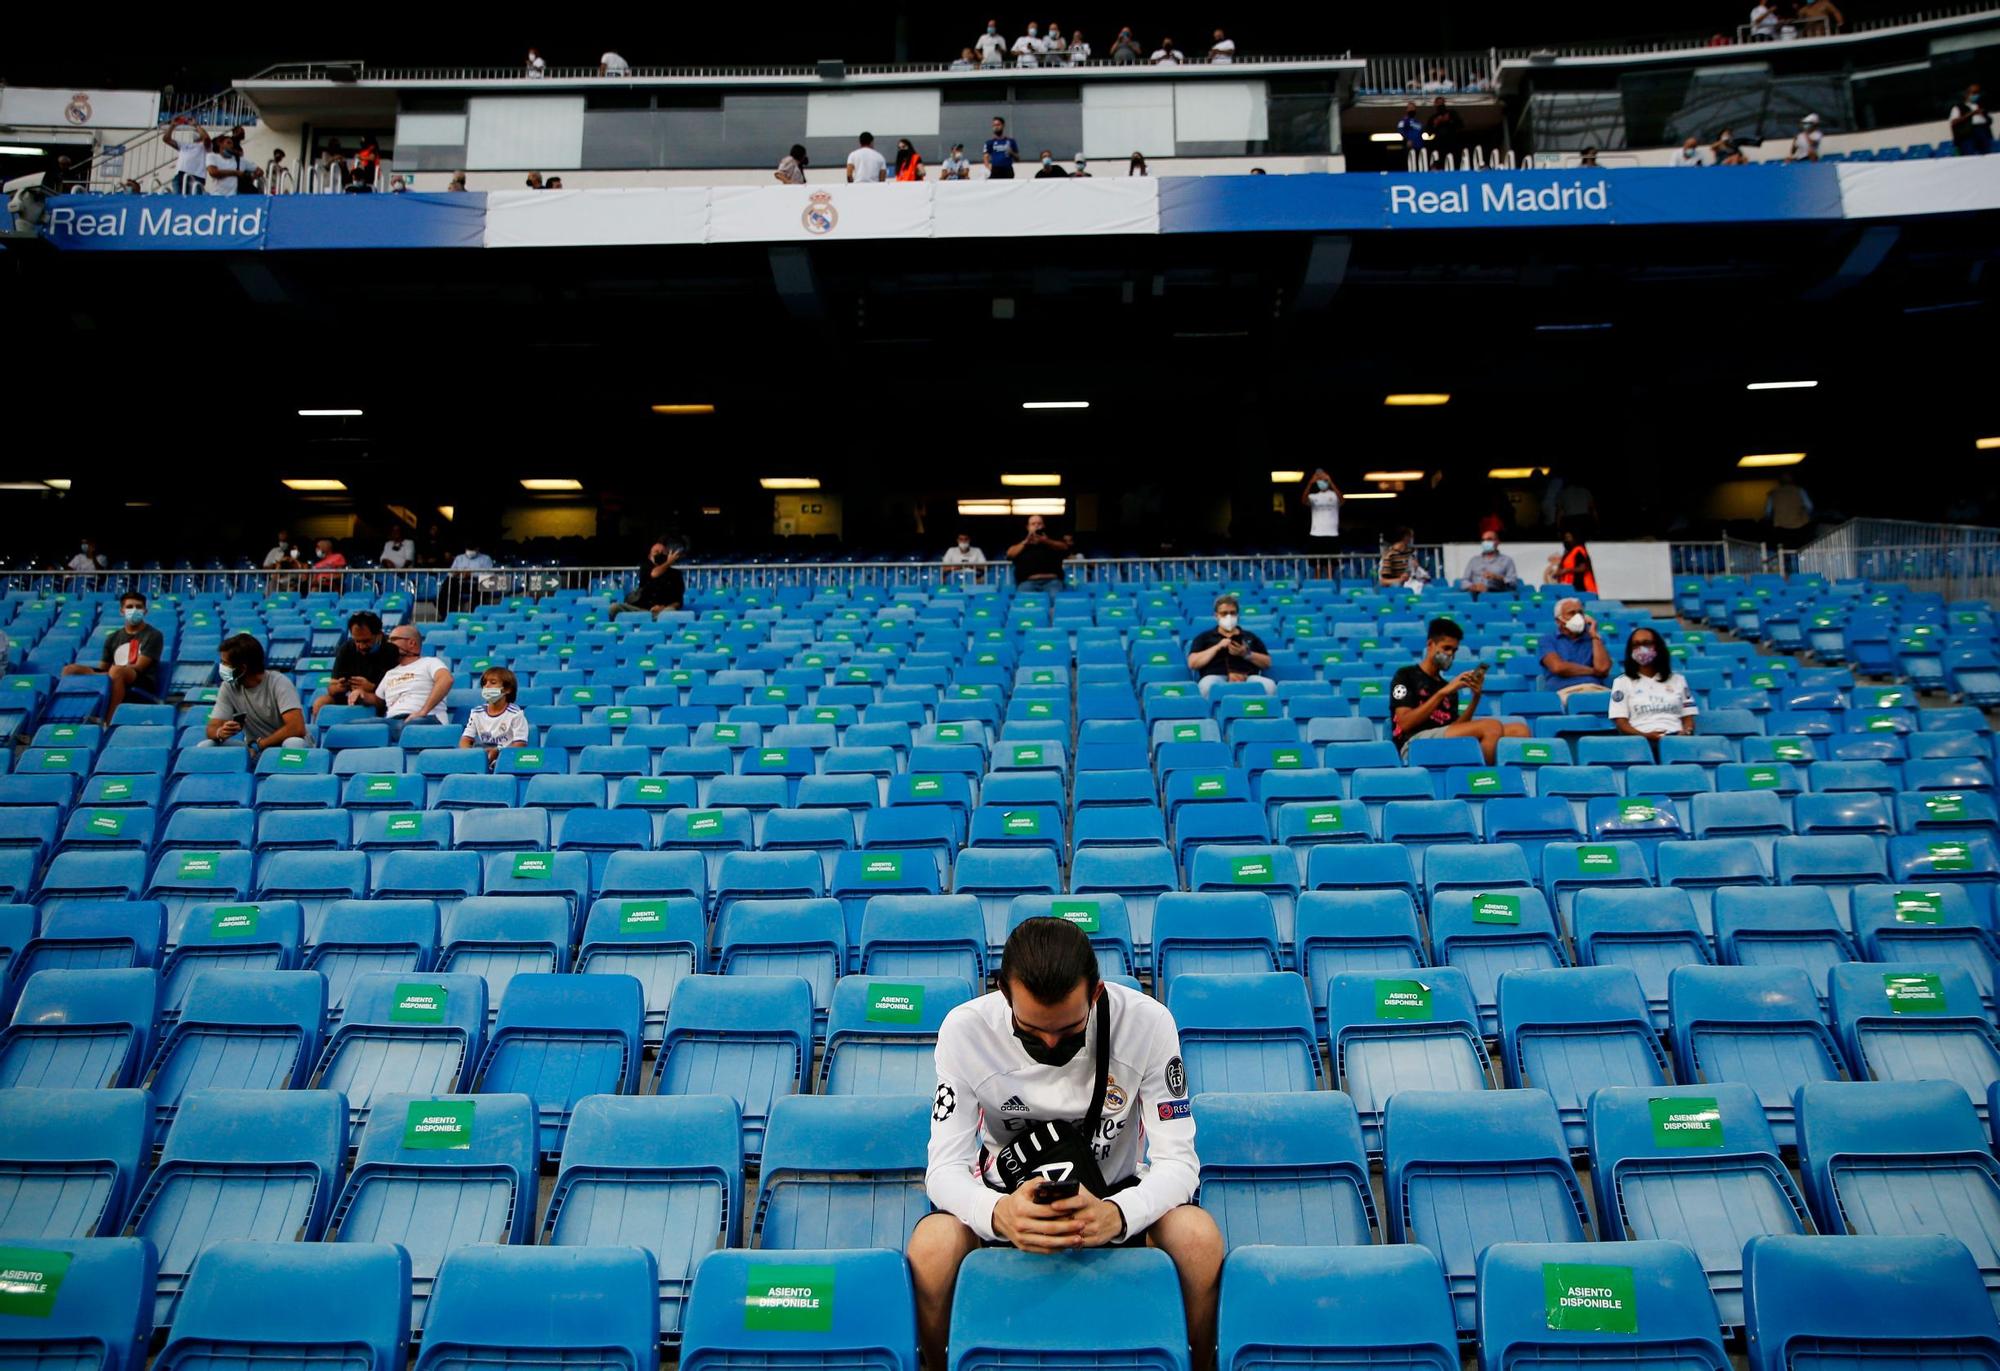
[1184,593,1275,699]
[911,917,1221,1371]
[1390,616,1531,764]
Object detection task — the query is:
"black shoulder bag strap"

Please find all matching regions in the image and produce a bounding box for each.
[1080,987,1113,1138]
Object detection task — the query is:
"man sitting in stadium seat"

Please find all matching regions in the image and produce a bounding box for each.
[62,589,161,721]
[311,611,396,721]
[1186,594,1275,699]
[910,917,1221,1371]
[1459,533,1518,598]
[352,625,453,725]
[612,539,685,619]
[1538,597,1612,699]
[206,633,306,753]
[1391,616,1529,764]
[1378,526,1416,587]
[1007,514,1071,594]
[942,531,987,577]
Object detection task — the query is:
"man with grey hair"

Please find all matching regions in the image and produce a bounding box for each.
[351,624,455,724]
[1537,596,1612,698]
[1186,594,1274,698]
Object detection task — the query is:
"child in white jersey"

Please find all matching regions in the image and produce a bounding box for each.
[460,665,530,764]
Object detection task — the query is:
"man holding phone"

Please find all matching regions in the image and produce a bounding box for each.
[911,918,1220,1371]
[308,611,396,721]
[1389,615,1530,764]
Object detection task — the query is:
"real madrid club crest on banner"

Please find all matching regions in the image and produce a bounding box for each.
[64,93,93,125]
[801,191,838,235]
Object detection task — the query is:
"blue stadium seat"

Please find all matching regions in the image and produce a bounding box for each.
[1691,790,1792,868]
[0,967,158,1090]
[1325,967,1490,1154]
[1668,965,1845,1148]
[158,900,303,1024]
[753,1094,928,1250]
[413,1246,659,1371]
[1851,883,1998,1012]
[718,899,845,1035]
[1193,1090,1377,1250]
[31,852,148,918]
[1570,887,1710,1030]
[1657,838,1769,939]
[1775,833,1893,926]
[1383,1089,1590,1333]
[125,1087,347,1331]
[1293,889,1426,1032]
[597,850,707,911]
[1713,885,1852,1001]
[858,895,987,984]
[471,972,643,1159]
[655,974,813,1162]
[155,1242,409,1371]
[1828,962,2000,1116]
[372,850,483,921]
[326,1089,536,1329]
[1153,892,1280,995]
[948,1248,1185,1371]
[1429,888,1568,1037]
[1743,1234,2000,1371]
[142,970,326,1130]
[953,848,1062,958]
[682,1248,916,1371]
[819,974,970,1096]
[1475,1240,1728,1371]
[1422,842,1535,908]
[1796,1079,2000,1313]
[305,899,441,1024]
[438,897,571,1015]
[1218,1246,1457,1371]
[1890,832,2000,921]
[453,808,550,854]
[311,971,488,1145]
[1480,797,1584,873]
[0,1087,152,1239]
[1498,966,1667,1151]
[1588,1082,1809,1331]
[577,895,705,1046]
[1541,841,1650,926]
[0,1236,157,1371]
[1166,971,1321,1095]
[1007,895,1135,980]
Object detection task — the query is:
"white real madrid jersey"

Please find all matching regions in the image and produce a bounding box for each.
[925,979,1198,1241]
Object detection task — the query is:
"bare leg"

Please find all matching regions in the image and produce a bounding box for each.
[908,1212,982,1370]
[1147,1205,1223,1371]
[104,664,136,720]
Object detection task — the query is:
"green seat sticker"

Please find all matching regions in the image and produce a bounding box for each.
[276,748,307,767]
[1750,673,1776,689]
[402,1099,475,1151]
[387,814,423,835]
[1577,845,1622,874]
[1618,800,1659,824]
[391,983,448,1023]
[1192,774,1228,797]
[1885,972,1949,1013]
[97,780,132,799]
[1303,804,1345,830]
[1519,744,1553,763]
[178,851,221,880]
[1231,855,1275,884]
[1242,700,1270,715]
[1929,842,1973,872]
[1052,899,1101,933]
[1003,811,1041,835]
[813,708,840,723]
[1542,1263,1638,1335]
[758,749,791,767]
[48,726,76,741]
[935,725,964,741]
[636,780,667,798]
[861,854,905,881]
[1027,702,1052,716]
[1865,714,1900,733]
[1271,749,1304,769]
[687,811,724,835]
[365,776,398,795]
[620,901,666,933]
[510,750,544,770]
[608,709,632,724]
[1743,766,1780,789]
[910,775,944,796]
[1173,724,1202,742]
[1773,742,1811,762]
[0,1245,71,1318]
[86,810,124,836]
[1893,891,1946,924]
[1925,794,1968,820]
[511,852,553,879]
[571,689,597,704]
[745,1264,836,1332]
[865,983,925,1024]
[1472,892,1521,925]
[975,653,998,666]
[1648,1096,1724,1147]
[1376,978,1432,1020]
[210,905,260,938]
[1466,769,1500,793]
[39,751,71,769]
[1356,683,1383,697]
[1033,671,1056,685]
[715,726,741,741]
[1013,747,1042,765]
[1159,686,1186,698]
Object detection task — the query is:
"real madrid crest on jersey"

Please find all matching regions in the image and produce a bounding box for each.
[802,190,838,235]
[1103,1073,1126,1113]
[65,93,93,125]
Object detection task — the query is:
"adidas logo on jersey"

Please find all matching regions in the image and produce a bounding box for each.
[1000,1096,1029,1112]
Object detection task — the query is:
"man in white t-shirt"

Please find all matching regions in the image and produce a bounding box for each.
[526,48,547,77]
[1151,38,1185,65]
[1301,469,1341,542]
[354,625,455,723]
[162,117,209,195]
[1788,113,1822,161]
[67,538,108,573]
[380,533,417,568]
[1207,29,1236,63]
[1749,2,1780,38]
[1671,136,1708,167]
[204,132,250,197]
[975,22,1008,66]
[600,51,630,76]
[942,533,987,576]
[1012,24,1047,67]
[847,132,888,183]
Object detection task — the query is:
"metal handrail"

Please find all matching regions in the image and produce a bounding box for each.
[72,87,264,194]
[241,52,1356,84]
[1491,2,2000,61]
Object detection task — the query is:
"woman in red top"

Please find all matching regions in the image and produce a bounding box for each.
[1554,529,1598,594]
[894,139,925,181]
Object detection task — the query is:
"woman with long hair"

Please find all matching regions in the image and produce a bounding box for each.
[1608,625,1697,754]
[894,138,925,181]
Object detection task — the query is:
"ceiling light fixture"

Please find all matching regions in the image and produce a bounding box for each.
[1383,393,1450,407]
[1977,437,2000,451]
[437,506,455,521]
[519,479,583,492]
[1487,467,1550,480]
[1000,474,1062,487]
[650,404,715,414]
[1021,400,1090,410]
[1746,380,1818,391]
[42,479,72,491]
[281,479,347,491]
[1343,491,1398,500]
[296,408,363,417]
[0,145,47,157]
[1368,132,1405,143]
[1738,452,1807,468]
[759,477,822,490]
[1363,470,1426,482]
[1270,470,1306,483]
[957,500,1013,516]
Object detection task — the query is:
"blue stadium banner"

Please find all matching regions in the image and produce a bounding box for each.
[41,191,488,251]
[1158,166,1847,233]
[263,192,488,250]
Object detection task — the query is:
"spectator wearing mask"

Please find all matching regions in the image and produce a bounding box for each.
[910,917,1220,1371]
[380,530,417,568]
[450,544,494,571]
[526,47,547,77]
[975,21,1008,66]
[776,145,808,184]
[66,538,107,573]
[163,117,210,195]
[1301,469,1342,544]
[1460,534,1519,598]
[1712,128,1748,164]
[206,633,306,752]
[1150,37,1184,65]
[311,611,397,721]
[600,49,630,76]
[462,666,531,764]
[985,118,1021,179]
[263,531,302,570]
[1952,85,1992,156]
[355,625,454,724]
[1208,29,1236,63]
[950,47,978,70]
[1067,30,1091,64]
[1537,597,1612,698]
[1006,514,1071,595]
[1549,528,1598,593]
[1186,594,1275,698]
[1034,150,1068,179]
[1608,627,1696,752]
[1788,113,1823,162]
[446,542,495,613]
[1397,103,1425,158]
[62,589,162,720]
[310,537,347,587]
[1012,24,1047,67]
[895,139,925,182]
[1045,23,1067,56]
[1672,136,1708,167]
[1391,617,1527,763]
[1378,527,1417,586]
[1110,28,1143,63]
[847,132,888,183]
[1071,156,1092,176]
[204,132,250,197]
[615,540,685,619]
[942,532,987,576]
[1763,471,1816,544]
[1128,151,1149,176]
[939,145,973,180]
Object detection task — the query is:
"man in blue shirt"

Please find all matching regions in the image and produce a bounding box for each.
[984,117,1021,179]
[1537,596,1612,698]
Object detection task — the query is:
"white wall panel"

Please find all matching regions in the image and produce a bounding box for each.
[1173,81,1269,142]
[466,96,584,170]
[805,89,941,137]
[1081,84,1174,160]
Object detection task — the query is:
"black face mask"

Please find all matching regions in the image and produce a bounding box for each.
[1014,1022,1089,1067]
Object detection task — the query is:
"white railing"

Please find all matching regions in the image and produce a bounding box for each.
[1362,53,1502,95]
[1494,3,2000,61]
[1796,518,2000,601]
[243,53,1355,85]
[75,87,265,193]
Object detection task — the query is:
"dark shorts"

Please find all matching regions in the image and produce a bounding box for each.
[989,165,1015,179]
